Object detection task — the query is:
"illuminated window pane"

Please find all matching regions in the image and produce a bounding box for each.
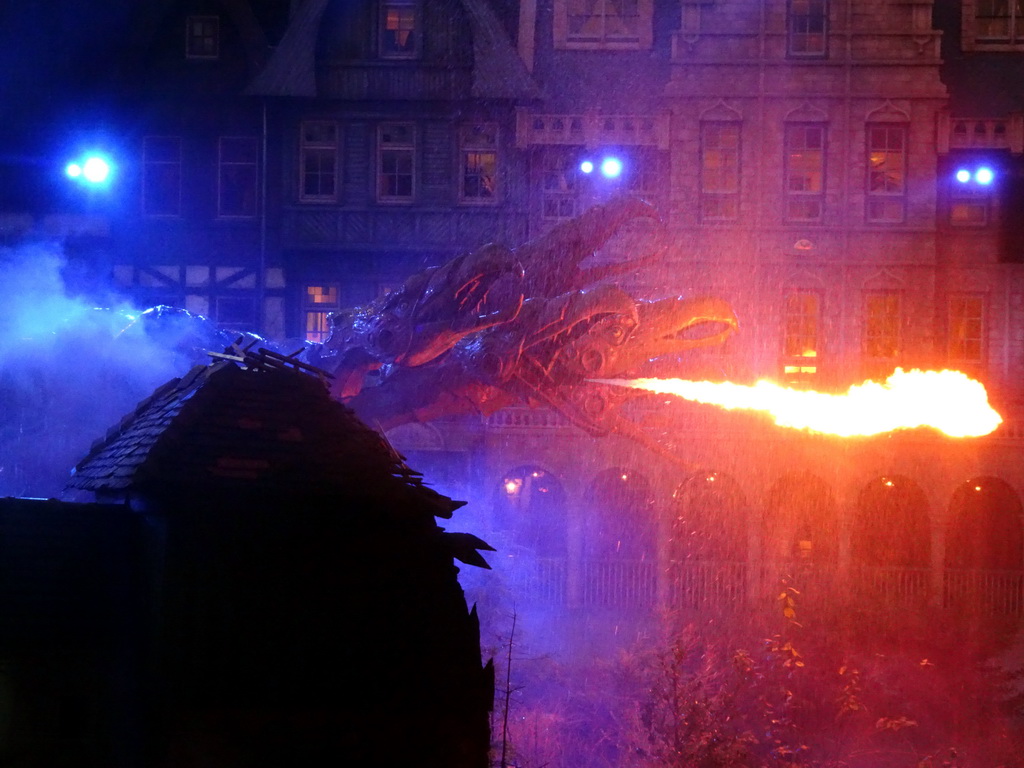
[460,123,498,203]
[948,295,985,366]
[788,0,827,55]
[700,122,740,221]
[866,124,906,223]
[862,292,900,380]
[976,0,1023,41]
[785,124,825,221]
[542,149,579,220]
[304,284,341,343]
[783,292,819,383]
[568,0,642,43]
[380,1,419,58]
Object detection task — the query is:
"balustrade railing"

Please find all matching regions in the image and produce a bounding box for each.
[494,558,1024,617]
[580,559,657,609]
[944,569,1024,615]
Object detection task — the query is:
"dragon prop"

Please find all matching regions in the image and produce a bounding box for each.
[109,198,737,462]
[300,197,739,456]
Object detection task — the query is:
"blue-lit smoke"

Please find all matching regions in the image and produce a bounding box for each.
[0,243,207,497]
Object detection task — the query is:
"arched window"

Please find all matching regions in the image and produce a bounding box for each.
[852,475,930,568]
[583,469,656,562]
[763,472,837,564]
[493,466,567,558]
[671,471,747,562]
[946,477,1023,570]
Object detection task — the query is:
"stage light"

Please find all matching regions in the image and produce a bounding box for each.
[975,167,994,185]
[600,157,623,178]
[955,168,971,183]
[580,160,594,174]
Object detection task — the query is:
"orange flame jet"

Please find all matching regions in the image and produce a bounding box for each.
[593,368,1003,438]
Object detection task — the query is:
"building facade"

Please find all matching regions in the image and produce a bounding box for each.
[5,0,1024,726]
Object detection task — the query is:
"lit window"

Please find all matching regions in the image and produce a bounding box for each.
[542,149,580,220]
[788,0,827,56]
[976,0,1023,42]
[784,124,825,222]
[866,124,906,223]
[218,137,258,218]
[557,0,653,49]
[305,285,341,343]
[782,292,819,383]
[378,123,415,202]
[299,122,338,203]
[948,294,985,371]
[380,1,419,59]
[185,15,219,59]
[863,292,901,380]
[700,122,741,222]
[142,136,182,216]
[459,123,498,203]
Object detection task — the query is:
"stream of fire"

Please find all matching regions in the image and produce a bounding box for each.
[594,368,1003,438]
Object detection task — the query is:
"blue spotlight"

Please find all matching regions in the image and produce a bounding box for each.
[65,152,113,185]
[974,167,994,185]
[600,157,623,178]
[580,160,594,174]
[955,168,971,184]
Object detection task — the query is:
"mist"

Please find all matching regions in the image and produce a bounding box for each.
[0,242,213,497]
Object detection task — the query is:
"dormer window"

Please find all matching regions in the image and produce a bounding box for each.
[555,0,654,50]
[380,1,420,59]
[185,15,220,59]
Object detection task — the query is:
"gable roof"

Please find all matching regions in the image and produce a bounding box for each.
[245,0,538,99]
[67,358,464,518]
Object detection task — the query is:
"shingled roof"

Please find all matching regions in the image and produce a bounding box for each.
[67,355,464,517]
[245,0,539,99]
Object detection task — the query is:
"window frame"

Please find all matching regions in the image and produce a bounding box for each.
[699,121,741,223]
[974,0,1024,44]
[142,136,182,217]
[540,147,582,221]
[782,291,821,384]
[947,293,987,371]
[377,122,416,203]
[555,0,654,51]
[862,291,902,380]
[865,123,907,224]
[185,15,220,60]
[303,284,342,344]
[298,121,339,204]
[379,0,421,60]
[217,136,258,218]
[784,123,826,223]
[459,123,499,205]
[787,0,828,58]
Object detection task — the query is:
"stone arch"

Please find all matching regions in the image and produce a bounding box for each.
[582,468,657,562]
[699,99,743,123]
[946,476,1023,570]
[671,470,748,562]
[783,101,829,123]
[852,474,930,568]
[762,471,837,564]
[493,465,567,558]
